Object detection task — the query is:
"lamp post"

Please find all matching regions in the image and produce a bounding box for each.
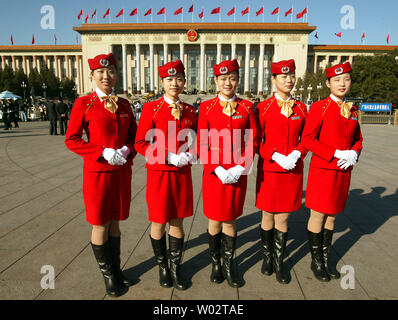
[299,86,304,102]
[21,81,27,100]
[73,85,77,101]
[41,83,47,98]
[307,85,313,103]
[317,82,323,101]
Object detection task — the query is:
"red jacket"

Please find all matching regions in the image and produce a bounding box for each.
[256,95,308,173]
[65,92,137,172]
[302,97,363,171]
[196,96,259,173]
[134,96,197,171]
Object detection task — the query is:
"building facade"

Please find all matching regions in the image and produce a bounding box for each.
[1,23,397,96]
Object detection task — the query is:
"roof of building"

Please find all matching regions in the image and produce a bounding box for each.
[309,44,398,52]
[0,45,82,53]
[73,22,316,33]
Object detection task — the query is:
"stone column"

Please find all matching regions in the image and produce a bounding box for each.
[217,43,222,64]
[122,44,128,94]
[66,56,72,78]
[163,43,168,64]
[258,44,264,95]
[149,43,154,92]
[1,56,5,69]
[200,43,205,93]
[180,43,184,62]
[244,43,250,93]
[76,55,83,94]
[231,43,236,60]
[135,44,141,94]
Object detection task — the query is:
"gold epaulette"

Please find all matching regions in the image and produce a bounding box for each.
[84,93,98,115]
[205,97,218,116]
[239,99,252,114]
[262,96,276,117]
[321,98,332,117]
[152,99,164,119]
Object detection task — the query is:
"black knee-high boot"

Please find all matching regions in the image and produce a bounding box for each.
[168,234,188,291]
[91,241,128,297]
[221,233,241,288]
[259,226,274,276]
[208,230,224,283]
[150,234,173,288]
[307,230,330,282]
[273,229,291,284]
[322,228,341,279]
[108,236,135,287]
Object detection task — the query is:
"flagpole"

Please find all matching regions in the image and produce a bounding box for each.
[291,5,293,23]
[203,8,205,23]
[123,10,125,24]
[278,12,280,23]
[248,6,250,23]
[234,6,236,23]
[262,7,264,23]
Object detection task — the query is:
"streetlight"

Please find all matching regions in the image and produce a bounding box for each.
[21,81,27,100]
[395,56,398,63]
[317,82,323,101]
[307,85,313,103]
[299,86,304,102]
[73,85,77,100]
[42,83,47,98]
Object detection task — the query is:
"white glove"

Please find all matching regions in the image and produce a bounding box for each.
[102,148,126,166]
[228,165,245,183]
[272,152,296,171]
[167,152,189,167]
[337,159,351,170]
[334,150,350,161]
[214,166,236,184]
[179,152,194,164]
[337,150,358,170]
[116,145,130,159]
[288,150,301,161]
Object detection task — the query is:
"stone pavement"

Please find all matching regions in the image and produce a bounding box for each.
[0,121,397,300]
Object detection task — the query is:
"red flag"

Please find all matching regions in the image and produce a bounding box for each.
[144,8,152,16]
[188,5,194,13]
[241,7,249,16]
[91,9,97,19]
[157,8,165,15]
[285,8,293,16]
[361,32,365,40]
[271,7,279,15]
[76,34,79,44]
[335,32,342,38]
[198,10,204,19]
[256,7,264,16]
[227,7,235,16]
[54,34,57,45]
[85,14,89,23]
[32,34,35,45]
[387,33,390,44]
[116,8,124,18]
[103,8,110,18]
[174,7,183,15]
[211,7,220,14]
[130,8,138,16]
[77,9,83,20]
[10,34,13,45]
[296,7,307,19]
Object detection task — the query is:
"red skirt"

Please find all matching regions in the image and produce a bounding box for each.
[256,169,303,212]
[146,167,193,224]
[202,170,247,222]
[82,166,132,226]
[305,167,352,215]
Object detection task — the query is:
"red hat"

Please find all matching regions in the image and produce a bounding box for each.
[88,53,116,70]
[158,59,185,78]
[271,59,296,74]
[213,59,240,76]
[326,62,352,79]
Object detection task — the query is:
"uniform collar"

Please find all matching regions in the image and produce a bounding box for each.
[95,87,115,102]
[275,93,292,102]
[218,94,236,102]
[163,95,181,105]
[330,94,346,103]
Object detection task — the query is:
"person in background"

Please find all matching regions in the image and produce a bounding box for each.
[46,98,58,135]
[56,98,69,135]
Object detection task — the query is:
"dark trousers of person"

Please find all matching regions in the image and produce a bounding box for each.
[3,114,11,129]
[49,119,58,135]
[59,117,68,135]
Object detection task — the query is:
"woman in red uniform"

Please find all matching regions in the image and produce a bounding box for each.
[65,53,137,297]
[255,59,307,284]
[302,62,363,282]
[134,60,196,291]
[197,59,258,288]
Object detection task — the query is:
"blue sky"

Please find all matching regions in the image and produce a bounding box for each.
[1,0,397,46]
